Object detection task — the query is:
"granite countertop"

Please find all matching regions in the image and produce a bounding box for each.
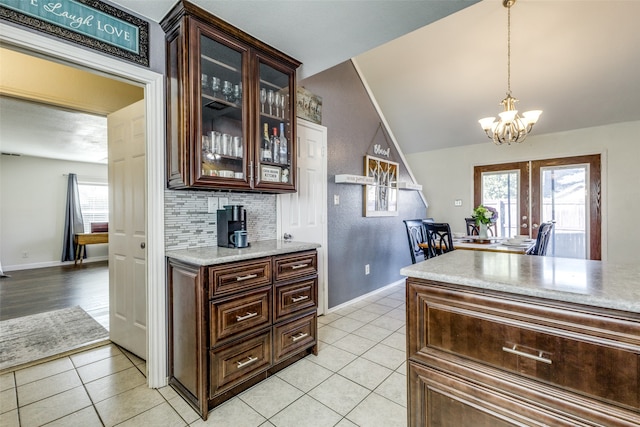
[400,250,640,314]
[166,239,320,266]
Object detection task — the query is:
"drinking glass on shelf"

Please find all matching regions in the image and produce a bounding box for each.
[233,84,241,104]
[267,90,275,116]
[211,77,221,98]
[260,88,267,113]
[202,135,212,161]
[201,74,208,92]
[222,81,233,102]
[280,94,287,119]
[274,93,281,118]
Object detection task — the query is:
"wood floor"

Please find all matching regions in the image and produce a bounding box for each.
[0,261,109,329]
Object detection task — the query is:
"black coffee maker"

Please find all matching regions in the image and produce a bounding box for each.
[217,205,248,248]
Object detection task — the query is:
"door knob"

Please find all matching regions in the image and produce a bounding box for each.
[521,224,528,228]
[140,242,146,249]
[283,233,293,240]
[532,223,539,229]
[522,215,528,220]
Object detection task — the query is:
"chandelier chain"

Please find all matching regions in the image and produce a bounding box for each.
[507,3,511,95]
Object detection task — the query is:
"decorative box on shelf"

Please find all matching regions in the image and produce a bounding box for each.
[334,174,375,185]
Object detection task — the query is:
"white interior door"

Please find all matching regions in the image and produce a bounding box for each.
[278,119,328,315]
[108,100,147,359]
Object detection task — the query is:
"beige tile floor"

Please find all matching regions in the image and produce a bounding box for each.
[0,283,407,427]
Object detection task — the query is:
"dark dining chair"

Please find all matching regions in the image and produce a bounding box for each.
[424,222,455,259]
[526,222,555,256]
[465,217,497,236]
[403,219,428,264]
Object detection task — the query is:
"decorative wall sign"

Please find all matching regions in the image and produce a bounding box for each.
[364,155,398,217]
[0,0,149,66]
[296,86,322,124]
[261,165,281,183]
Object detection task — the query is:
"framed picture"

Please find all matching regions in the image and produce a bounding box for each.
[296,86,322,124]
[364,155,398,217]
[261,165,281,182]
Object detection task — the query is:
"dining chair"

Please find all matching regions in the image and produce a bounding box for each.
[403,219,428,264]
[424,222,455,259]
[465,217,497,236]
[526,222,555,256]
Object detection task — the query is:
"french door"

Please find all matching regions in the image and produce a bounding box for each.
[474,155,601,260]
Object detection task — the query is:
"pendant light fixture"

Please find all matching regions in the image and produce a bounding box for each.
[479,0,542,145]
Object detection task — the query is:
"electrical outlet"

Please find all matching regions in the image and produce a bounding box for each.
[365,264,370,275]
[208,197,219,213]
[454,199,463,207]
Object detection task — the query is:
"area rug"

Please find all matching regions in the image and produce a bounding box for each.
[0,306,109,372]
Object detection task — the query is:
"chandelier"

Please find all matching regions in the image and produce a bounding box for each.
[479,0,542,145]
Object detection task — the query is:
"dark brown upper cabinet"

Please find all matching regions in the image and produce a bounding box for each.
[161,1,301,192]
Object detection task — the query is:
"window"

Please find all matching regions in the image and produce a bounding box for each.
[78,182,109,233]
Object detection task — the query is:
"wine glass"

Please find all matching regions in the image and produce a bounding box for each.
[279,94,287,119]
[222,81,233,102]
[211,77,221,98]
[260,88,267,113]
[274,93,281,118]
[201,74,208,92]
[267,90,275,116]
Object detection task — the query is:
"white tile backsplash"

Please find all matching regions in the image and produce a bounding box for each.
[164,189,277,250]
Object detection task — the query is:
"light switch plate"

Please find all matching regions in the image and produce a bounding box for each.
[208,197,219,213]
[334,195,340,205]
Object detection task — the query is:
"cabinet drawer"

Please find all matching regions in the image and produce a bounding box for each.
[409,283,640,411]
[274,278,317,322]
[273,251,317,282]
[210,330,272,398]
[273,312,317,363]
[210,287,271,347]
[209,258,271,298]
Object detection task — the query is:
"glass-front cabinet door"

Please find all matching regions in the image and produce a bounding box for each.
[254,55,296,191]
[195,25,251,190]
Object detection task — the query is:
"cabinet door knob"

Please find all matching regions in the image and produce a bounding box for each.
[140,242,146,249]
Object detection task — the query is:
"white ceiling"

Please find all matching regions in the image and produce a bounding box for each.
[2,0,639,162]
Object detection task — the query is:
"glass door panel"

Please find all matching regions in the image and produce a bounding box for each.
[480,171,520,238]
[474,162,529,238]
[257,59,292,187]
[539,166,588,258]
[199,33,246,181]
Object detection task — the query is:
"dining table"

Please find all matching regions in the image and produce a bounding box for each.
[419,236,536,255]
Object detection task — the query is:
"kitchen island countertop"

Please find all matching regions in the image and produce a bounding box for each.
[400,250,640,314]
[166,239,320,266]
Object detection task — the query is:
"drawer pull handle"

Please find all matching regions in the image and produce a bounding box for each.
[502,345,552,365]
[292,332,309,342]
[292,295,309,302]
[236,312,258,322]
[290,263,309,270]
[236,273,258,281]
[236,356,258,368]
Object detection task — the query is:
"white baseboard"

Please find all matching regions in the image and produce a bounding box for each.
[326,279,405,314]
[3,256,108,272]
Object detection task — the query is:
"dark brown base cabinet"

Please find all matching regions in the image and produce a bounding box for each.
[406,278,640,427]
[168,251,318,420]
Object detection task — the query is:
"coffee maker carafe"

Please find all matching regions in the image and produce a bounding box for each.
[217,205,248,248]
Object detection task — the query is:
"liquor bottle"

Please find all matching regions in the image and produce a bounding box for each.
[261,123,272,162]
[271,127,280,164]
[279,123,288,165]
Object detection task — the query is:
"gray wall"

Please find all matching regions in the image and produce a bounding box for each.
[300,61,427,308]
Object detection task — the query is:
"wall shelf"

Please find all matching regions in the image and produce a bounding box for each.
[335,174,375,185]
[397,181,423,191]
